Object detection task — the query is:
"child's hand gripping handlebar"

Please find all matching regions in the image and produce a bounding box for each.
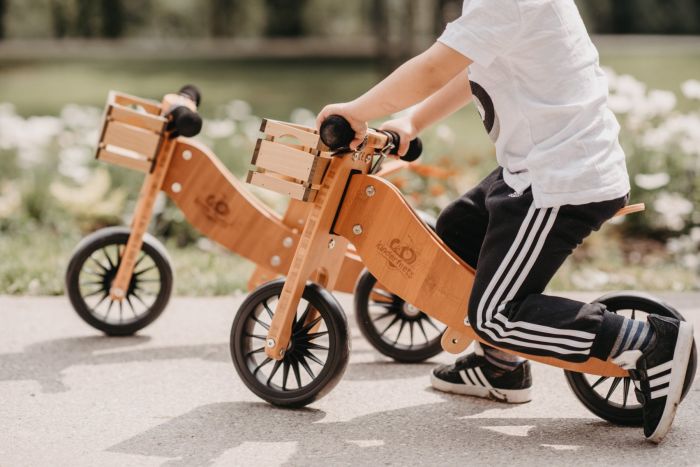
[165,84,203,138]
[320,115,423,162]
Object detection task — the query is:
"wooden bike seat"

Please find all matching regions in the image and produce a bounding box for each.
[614,203,645,217]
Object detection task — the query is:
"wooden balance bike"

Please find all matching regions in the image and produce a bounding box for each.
[230,115,697,426]
[65,87,445,363]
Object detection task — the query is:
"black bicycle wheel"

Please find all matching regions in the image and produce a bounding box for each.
[65,226,173,336]
[565,292,697,426]
[354,269,446,363]
[230,279,350,408]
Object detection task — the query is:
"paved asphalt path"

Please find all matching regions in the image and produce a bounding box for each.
[1,292,699,466]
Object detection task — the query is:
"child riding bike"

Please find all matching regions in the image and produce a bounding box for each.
[316,0,693,443]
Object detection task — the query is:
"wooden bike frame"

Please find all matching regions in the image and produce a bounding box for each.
[99,91,407,302]
[261,131,645,378]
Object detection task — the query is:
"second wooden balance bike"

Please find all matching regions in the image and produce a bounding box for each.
[64,86,444,363]
[230,114,698,426]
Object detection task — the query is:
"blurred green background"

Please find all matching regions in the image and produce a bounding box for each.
[0,0,699,296]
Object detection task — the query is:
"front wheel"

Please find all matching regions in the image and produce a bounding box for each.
[230,279,350,408]
[65,226,173,336]
[565,292,697,426]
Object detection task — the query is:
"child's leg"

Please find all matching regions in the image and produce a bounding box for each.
[467,175,628,363]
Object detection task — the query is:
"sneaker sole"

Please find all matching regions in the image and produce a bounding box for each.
[648,321,694,443]
[430,373,532,404]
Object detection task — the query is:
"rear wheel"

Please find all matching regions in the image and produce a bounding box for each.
[230,279,350,408]
[65,226,173,336]
[565,292,697,426]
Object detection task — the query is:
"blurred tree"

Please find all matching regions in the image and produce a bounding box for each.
[210,0,238,37]
[76,0,96,37]
[100,0,124,38]
[265,0,307,37]
[610,0,635,33]
[49,0,69,38]
[0,0,6,39]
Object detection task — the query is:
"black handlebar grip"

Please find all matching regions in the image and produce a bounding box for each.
[178,84,201,107]
[320,114,355,150]
[167,105,203,138]
[401,138,422,162]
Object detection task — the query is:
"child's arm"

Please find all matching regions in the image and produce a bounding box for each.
[316,42,472,149]
[380,72,473,155]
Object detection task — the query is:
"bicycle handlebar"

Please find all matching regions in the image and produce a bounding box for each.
[319,115,422,162]
[166,84,203,138]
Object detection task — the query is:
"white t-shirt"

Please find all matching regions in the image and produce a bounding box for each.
[438,0,630,208]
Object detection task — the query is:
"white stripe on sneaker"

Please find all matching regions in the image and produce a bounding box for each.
[650,373,672,388]
[474,367,493,389]
[651,387,670,399]
[647,360,673,377]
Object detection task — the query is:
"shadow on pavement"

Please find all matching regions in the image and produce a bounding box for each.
[0,336,441,393]
[108,392,660,467]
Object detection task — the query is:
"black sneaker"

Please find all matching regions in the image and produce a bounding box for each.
[430,350,532,403]
[613,315,694,443]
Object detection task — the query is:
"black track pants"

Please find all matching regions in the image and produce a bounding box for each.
[436,168,628,363]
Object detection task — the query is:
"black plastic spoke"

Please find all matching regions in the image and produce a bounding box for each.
[372,288,394,301]
[298,354,315,379]
[371,309,395,322]
[291,357,302,389]
[606,377,623,401]
[82,268,104,278]
[102,248,115,270]
[294,315,322,336]
[282,360,290,390]
[133,252,148,270]
[118,300,124,323]
[90,257,109,273]
[104,299,115,321]
[253,357,272,375]
[423,315,442,332]
[370,301,395,310]
[131,290,149,308]
[294,303,313,330]
[84,287,108,299]
[303,349,324,366]
[306,342,329,351]
[591,376,608,389]
[631,309,636,320]
[263,299,275,320]
[252,315,270,330]
[379,314,401,336]
[266,360,283,386]
[126,295,138,317]
[409,321,415,348]
[244,333,268,341]
[297,330,329,342]
[245,347,265,358]
[134,265,157,277]
[416,319,429,342]
[393,319,407,345]
[622,378,631,407]
[92,291,110,310]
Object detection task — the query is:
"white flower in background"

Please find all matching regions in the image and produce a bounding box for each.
[290,108,316,128]
[653,192,693,231]
[204,119,236,139]
[225,100,252,121]
[0,182,21,218]
[571,268,610,290]
[681,79,700,100]
[608,94,633,114]
[646,90,676,116]
[634,172,670,190]
[602,66,618,90]
[242,117,263,143]
[60,104,101,129]
[436,124,456,147]
[58,146,93,183]
[614,74,647,99]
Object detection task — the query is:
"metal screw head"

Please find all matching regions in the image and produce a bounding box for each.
[282,237,293,248]
[365,185,376,197]
[270,255,281,267]
[328,238,336,249]
[266,338,276,348]
[182,150,192,160]
[352,224,363,235]
[171,182,182,193]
